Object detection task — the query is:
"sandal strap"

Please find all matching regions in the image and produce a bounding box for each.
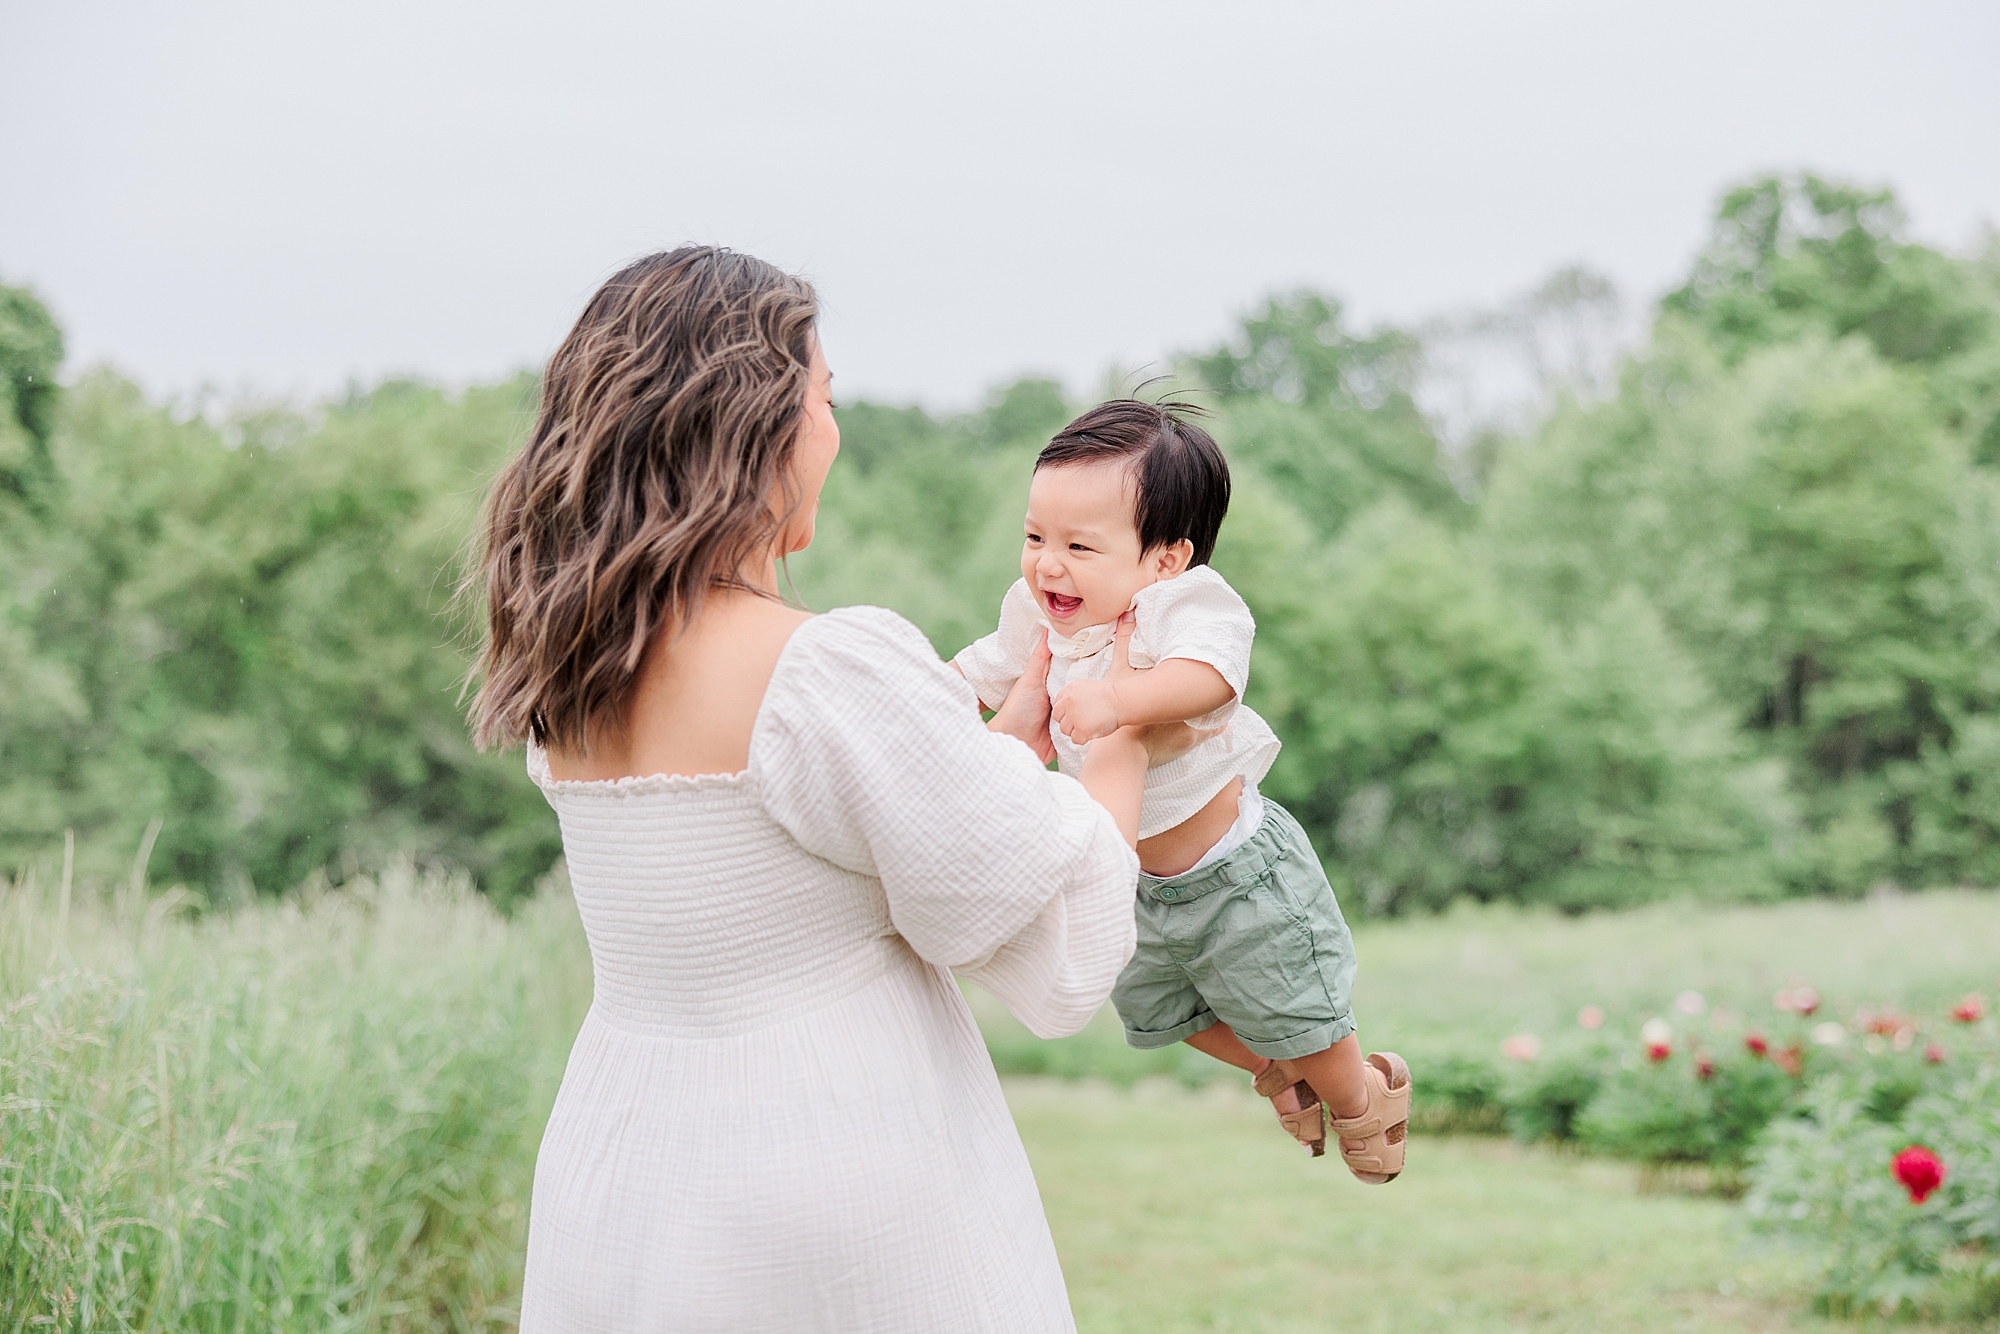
[1278,1104,1325,1147]
[1252,1062,1293,1099]
[1341,1144,1394,1172]
[1329,1110,1389,1137]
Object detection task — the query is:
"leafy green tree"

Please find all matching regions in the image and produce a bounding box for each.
[4,372,560,901]
[1483,323,1975,893]
[1227,493,1780,913]
[1664,172,2000,461]
[0,280,64,503]
[1189,291,1462,533]
[1664,173,1992,369]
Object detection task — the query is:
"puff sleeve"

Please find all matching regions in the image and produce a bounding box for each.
[1128,566,1256,731]
[753,606,1138,1037]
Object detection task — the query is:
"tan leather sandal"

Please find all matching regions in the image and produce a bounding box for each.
[1252,1059,1326,1157]
[1330,1051,1411,1184]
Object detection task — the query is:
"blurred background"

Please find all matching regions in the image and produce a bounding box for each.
[7,0,2000,908]
[5,4,2000,1330]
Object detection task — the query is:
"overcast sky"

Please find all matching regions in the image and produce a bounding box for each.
[6,1,1997,410]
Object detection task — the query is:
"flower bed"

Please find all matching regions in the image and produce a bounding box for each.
[1404,985,2000,1320]
[1744,1011,2000,1321]
[1408,986,1993,1171]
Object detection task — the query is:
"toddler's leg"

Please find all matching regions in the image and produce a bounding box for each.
[1181,1020,1262,1074]
[1184,1022,1309,1118]
[1277,1034,1369,1144]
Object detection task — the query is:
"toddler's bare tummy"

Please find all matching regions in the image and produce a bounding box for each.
[1137,777,1244,878]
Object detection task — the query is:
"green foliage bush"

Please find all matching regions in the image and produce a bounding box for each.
[1577,1049,1800,1172]
[1746,1015,2000,1321]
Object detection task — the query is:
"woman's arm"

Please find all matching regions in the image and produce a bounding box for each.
[753,609,1181,1037]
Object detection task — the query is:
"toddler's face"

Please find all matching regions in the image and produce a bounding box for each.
[1020,461,1186,631]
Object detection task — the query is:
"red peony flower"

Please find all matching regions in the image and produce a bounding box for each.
[1647,1041,1671,1063]
[1953,994,1984,1024]
[1744,1032,1769,1057]
[1924,1042,1946,1064]
[1774,1044,1804,1077]
[1892,1145,1946,1204]
[1695,1056,1716,1081]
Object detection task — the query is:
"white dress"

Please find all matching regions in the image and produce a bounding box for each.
[953,566,1281,838]
[517,606,1139,1333]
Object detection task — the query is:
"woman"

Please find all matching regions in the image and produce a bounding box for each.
[469,247,1186,1330]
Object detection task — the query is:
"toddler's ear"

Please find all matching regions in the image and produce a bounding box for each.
[1153,539,1195,579]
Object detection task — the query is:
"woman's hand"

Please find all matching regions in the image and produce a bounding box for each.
[1077,612,1217,848]
[1095,611,1218,768]
[1132,717,1215,768]
[986,626,1056,764]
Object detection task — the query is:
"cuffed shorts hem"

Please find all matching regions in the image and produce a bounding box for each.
[1236,1013,1356,1061]
[1121,1010,1220,1051]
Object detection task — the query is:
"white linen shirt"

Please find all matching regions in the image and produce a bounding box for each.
[954,564,1281,840]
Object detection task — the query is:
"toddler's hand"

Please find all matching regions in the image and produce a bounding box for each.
[1053,679,1122,746]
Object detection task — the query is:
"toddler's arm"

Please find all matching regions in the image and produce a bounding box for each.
[1051,657,1233,746]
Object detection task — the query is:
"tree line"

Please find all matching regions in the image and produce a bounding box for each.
[3,173,1997,911]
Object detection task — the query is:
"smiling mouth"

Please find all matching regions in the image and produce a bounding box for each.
[1043,591,1083,619]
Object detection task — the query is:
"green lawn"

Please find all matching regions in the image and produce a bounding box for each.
[1012,1079,1954,1334]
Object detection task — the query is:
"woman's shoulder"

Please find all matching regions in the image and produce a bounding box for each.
[786,604,940,664]
[765,606,974,715]
[751,606,985,785]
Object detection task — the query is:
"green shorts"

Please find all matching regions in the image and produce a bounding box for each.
[1111,799,1357,1061]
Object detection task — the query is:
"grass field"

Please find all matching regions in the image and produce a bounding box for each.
[4,866,1996,1330]
[1016,1079,1828,1334]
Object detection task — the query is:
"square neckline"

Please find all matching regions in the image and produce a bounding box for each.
[526,609,842,796]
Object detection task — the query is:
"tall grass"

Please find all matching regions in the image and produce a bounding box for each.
[0,856,590,1332]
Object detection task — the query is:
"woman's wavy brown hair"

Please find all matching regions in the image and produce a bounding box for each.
[465,246,818,751]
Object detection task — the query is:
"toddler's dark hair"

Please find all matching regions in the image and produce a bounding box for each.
[1035,400,1230,566]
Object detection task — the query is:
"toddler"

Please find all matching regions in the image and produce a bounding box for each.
[954,401,1411,1179]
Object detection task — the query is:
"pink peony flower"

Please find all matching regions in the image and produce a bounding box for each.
[1744,1032,1769,1057]
[1791,987,1820,1017]
[1774,1044,1804,1077]
[1501,1034,1542,1061]
[1646,1041,1672,1063]
[1924,1042,1946,1065]
[1577,1005,1606,1030]
[1953,994,1984,1024]
[1892,1145,1946,1204]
